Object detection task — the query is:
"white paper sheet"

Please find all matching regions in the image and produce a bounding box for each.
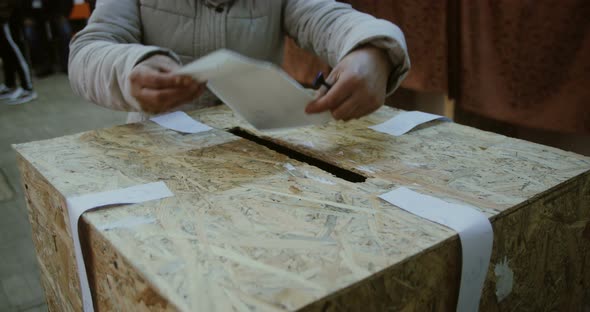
[379,187,493,312]
[66,182,174,312]
[369,111,450,136]
[150,111,212,134]
[176,49,332,130]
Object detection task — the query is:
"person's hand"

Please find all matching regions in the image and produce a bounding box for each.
[129,54,206,114]
[305,45,393,121]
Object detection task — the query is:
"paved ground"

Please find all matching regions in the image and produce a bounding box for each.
[0,74,126,312]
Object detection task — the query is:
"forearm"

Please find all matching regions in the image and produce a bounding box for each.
[283,0,410,94]
[69,38,179,112]
[67,0,180,112]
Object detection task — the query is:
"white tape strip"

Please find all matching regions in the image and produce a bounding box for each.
[369,111,450,136]
[379,187,493,312]
[150,111,212,134]
[66,181,174,312]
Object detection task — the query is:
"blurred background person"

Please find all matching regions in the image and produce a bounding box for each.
[23,0,73,77]
[69,0,93,33]
[0,0,36,105]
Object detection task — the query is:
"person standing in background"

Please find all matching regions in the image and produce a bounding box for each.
[0,0,37,105]
[23,0,73,76]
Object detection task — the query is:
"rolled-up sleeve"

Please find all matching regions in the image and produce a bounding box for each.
[68,0,180,112]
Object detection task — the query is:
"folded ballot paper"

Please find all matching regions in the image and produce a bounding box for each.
[176,49,332,130]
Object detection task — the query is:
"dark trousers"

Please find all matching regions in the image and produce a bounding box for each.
[24,8,72,75]
[0,17,33,90]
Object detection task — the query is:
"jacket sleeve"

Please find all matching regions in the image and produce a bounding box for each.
[68,0,180,112]
[283,0,410,95]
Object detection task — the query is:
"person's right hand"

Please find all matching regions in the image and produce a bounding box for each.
[129,54,206,114]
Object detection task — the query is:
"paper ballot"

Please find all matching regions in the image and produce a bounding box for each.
[176,49,332,130]
[151,111,212,134]
[369,111,451,136]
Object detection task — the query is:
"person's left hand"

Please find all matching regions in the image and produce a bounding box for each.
[305,45,393,121]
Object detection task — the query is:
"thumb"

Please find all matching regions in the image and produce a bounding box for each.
[305,71,338,113]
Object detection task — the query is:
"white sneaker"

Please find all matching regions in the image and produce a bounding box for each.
[0,84,16,100]
[4,88,37,105]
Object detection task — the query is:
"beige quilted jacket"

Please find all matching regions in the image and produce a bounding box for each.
[69,0,410,122]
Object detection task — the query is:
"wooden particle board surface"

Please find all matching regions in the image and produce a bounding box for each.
[14,105,590,311]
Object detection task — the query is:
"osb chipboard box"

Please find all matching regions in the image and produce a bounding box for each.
[14,105,590,311]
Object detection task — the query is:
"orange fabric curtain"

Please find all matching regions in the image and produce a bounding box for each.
[458,0,590,134]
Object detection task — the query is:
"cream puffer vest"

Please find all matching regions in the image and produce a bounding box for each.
[70,0,410,122]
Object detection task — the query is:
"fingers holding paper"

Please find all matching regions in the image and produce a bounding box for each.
[305,46,393,121]
[130,55,206,115]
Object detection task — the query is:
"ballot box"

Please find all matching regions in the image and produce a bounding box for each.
[14,105,590,311]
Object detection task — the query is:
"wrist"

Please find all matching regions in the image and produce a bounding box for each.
[135,50,181,67]
[359,45,393,74]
